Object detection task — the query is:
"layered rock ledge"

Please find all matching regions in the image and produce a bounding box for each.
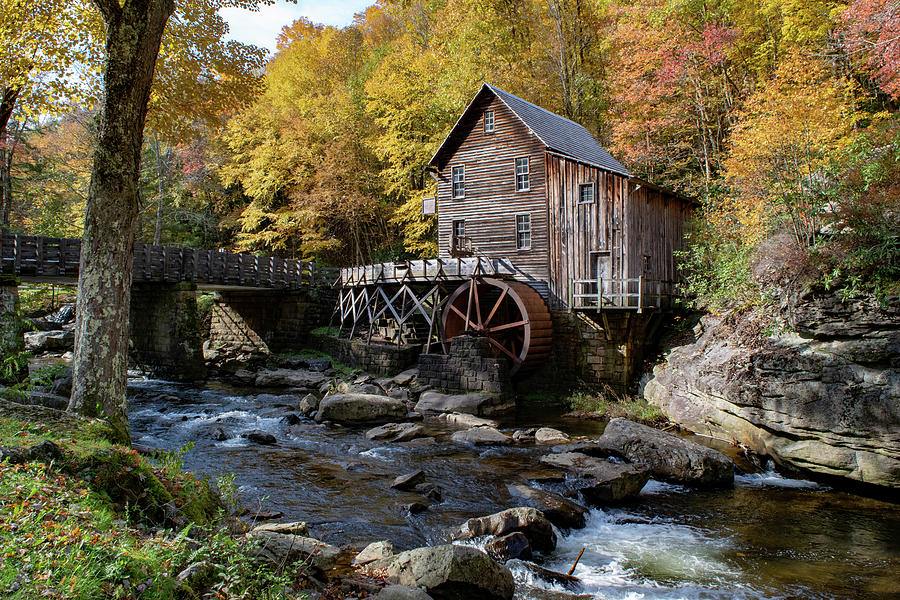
[645,292,900,489]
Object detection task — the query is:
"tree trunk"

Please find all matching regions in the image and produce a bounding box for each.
[0,87,20,232]
[68,0,175,445]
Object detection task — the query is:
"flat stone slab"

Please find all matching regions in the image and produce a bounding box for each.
[248,531,339,574]
[366,422,428,443]
[506,483,588,530]
[415,391,513,417]
[540,452,650,504]
[451,427,511,446]
[255,369,328,388]
[430,412,499,430]
[250,521,309,536]
[391,470,427,491]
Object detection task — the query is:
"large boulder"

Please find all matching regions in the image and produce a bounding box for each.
[506,484,588,530]
[645,292,900,490]
[453,507,556,553]
[415,391,513,417]
[385,544,514,600]
[599,418,733,487]
[315,393,407,424]
[255,369,328,389]
[540,452,649,504]
[248,530,340,574]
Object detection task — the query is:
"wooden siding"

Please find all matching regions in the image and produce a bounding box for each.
[436,95,550,297]
[547,154,690,308]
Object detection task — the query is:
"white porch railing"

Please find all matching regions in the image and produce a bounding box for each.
[570,277,670,312]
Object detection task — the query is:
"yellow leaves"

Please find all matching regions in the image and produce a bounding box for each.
[724,52,856,245]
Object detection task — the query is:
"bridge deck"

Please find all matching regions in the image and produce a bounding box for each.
[1,234,335,290]
[339,257,524,287]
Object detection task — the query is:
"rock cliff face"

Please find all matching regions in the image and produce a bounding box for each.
[645,292,900,489]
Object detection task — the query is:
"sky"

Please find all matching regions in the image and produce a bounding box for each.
[220,0,374,55]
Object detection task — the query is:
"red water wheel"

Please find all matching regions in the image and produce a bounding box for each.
[441,278,552,377]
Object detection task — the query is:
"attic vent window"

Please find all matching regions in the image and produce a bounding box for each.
[452,165,465,198]
[515,157,529,191]
[484,111,495,133]
[579,182,595,204]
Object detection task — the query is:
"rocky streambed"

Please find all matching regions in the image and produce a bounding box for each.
[125,362,900,600]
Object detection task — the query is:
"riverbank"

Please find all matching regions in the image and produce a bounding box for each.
[4,350,900,599]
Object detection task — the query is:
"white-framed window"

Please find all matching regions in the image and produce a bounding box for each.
[515,157,529,191]
[484,110,495,133]
[579,182,595,204]
[452,219,466,239]
[516,213,531,249]
[452,165,465,198]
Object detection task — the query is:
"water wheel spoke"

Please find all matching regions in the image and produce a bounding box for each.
[487,335,521,364]
[484,287,508,327]
[448,303,478,330]
[485,319,527,333]
[473,281,483,328]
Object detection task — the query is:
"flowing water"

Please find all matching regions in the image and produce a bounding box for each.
[127,377,900,600]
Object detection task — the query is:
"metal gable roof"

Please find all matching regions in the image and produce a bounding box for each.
[486,84,631,177]
[428,83,631,178]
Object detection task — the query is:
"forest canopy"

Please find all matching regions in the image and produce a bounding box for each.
[3,0,898,306]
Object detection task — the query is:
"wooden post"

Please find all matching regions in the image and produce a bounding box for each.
[638,275,643,313]
[597,277,603,310]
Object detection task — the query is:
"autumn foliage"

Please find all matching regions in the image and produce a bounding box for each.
[3,0,899,295]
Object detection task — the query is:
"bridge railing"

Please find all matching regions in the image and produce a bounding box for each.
[0,234,335,290]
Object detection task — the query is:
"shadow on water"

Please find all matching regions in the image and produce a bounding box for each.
[127,377,900,600]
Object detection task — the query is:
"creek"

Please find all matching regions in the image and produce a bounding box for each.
[127,377,900,600]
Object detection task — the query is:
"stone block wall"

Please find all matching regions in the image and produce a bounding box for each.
[418,335,512,395]
[130,283,206,381]
[522,309,662,393]
[310,334,420,376]
[208,290,325,355]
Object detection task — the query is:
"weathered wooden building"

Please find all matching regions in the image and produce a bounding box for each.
[336,83,692,388]
[427,83,691,311]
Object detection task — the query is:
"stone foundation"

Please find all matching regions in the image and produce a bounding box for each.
[130,283,206,381]
[208,290,325,354]
[310,334,420,376]
[522,309,663,392]
[418,335,512,395]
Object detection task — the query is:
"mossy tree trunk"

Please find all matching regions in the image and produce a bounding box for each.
[68,0,175,445]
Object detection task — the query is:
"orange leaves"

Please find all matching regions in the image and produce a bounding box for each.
[841,0,900,99]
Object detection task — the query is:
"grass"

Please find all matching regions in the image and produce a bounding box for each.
[270,348,358,378]
[566,386,665,425]
[0,409,311,600]
[309,326,339,338]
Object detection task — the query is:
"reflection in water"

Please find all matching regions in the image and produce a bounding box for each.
[128,377,900,600]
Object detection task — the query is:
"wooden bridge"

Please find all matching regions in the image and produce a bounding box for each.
[0,234,336,290]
